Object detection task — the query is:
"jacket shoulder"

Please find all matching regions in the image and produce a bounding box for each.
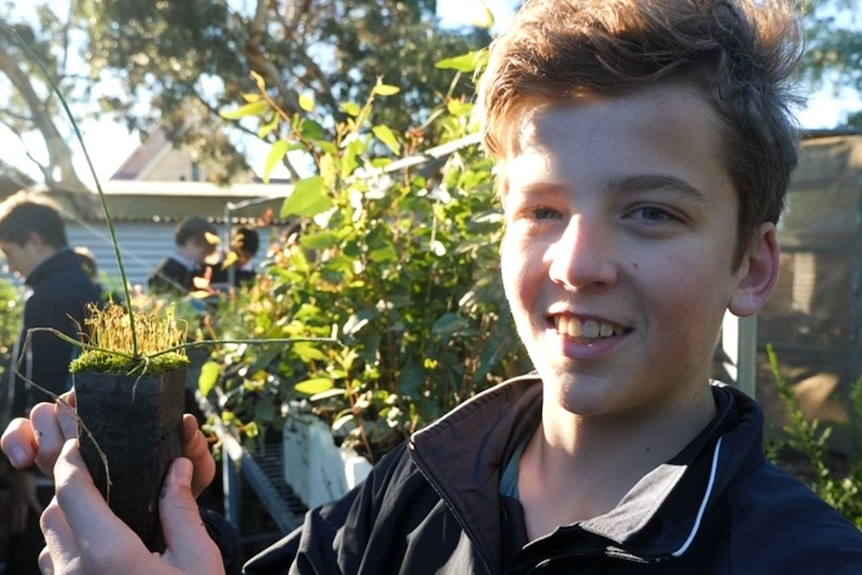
[726,460,862,572]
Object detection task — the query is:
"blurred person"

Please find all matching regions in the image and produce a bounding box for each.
[147,216,218,296]
[209,226,260,288]
[0,193,102,575]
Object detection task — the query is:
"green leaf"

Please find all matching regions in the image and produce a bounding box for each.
[280,175,333,218]
[198,361,221,396]
[400,361,425,397]
[432,312,471,336]
[299,230,337,250]
[263,140,290,183]
[244,421,260,439]
[293,341,328,362]
[258,115,279,139]
[295,377,335,395]
[475,0,495,28]
[341,101,361,117]
[299,93,315,112]
[372,125,401,155]
[373,83,400,96]
[241,93,261,103]
[435,52,480,73]
[301,118,326,140]
[220,100,269,120]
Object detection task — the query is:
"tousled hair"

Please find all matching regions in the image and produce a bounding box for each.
[478,0,804,267]
[0,192,68,249]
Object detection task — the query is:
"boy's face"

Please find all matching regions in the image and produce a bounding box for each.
[499,84,778,418]
[185,238,217,265]
[0,234,50,278]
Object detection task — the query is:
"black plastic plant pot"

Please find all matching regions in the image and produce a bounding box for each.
[74,368,186,552]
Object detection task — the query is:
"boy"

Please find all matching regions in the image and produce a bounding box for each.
[5,0,862,573]
[0,193,102,575]
[147,215,218,295]
[209,226,260,288]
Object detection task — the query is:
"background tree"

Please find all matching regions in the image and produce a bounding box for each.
[800,0,862,127]
[0,8,88,193]
[77,0,492,181]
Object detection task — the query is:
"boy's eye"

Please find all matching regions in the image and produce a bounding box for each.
[629,206,677,222]
[529,206,560,220]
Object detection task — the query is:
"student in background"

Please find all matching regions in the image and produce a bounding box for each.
[209,226,260,288]
[0,193,102,575]
[147,216,218,296]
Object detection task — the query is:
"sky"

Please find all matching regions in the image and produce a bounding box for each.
[5,0,862,187]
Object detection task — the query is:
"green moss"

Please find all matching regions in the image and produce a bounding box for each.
[70,350,189,376]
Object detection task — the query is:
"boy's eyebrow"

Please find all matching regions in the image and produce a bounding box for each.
[605,174,708,204]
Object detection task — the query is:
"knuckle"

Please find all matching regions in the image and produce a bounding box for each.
[39,497,61,532]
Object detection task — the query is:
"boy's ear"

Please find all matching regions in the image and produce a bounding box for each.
[728,222,779,318]
[26,231,46,248]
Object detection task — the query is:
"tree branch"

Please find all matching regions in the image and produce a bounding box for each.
[0,48,87,191]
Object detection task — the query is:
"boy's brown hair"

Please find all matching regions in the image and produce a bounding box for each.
[0,192,68,249]
[478,0,803,268]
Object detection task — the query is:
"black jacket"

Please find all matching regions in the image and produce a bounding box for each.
[7,249,102,418]
[244,375,862,574]
[148,255,204,295]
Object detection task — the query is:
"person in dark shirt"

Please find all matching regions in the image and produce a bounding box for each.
[148,216,218,296]
[0,192,102,575]
[209,226,260,288]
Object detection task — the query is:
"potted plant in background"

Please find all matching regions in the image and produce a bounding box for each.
[207,55,533,507]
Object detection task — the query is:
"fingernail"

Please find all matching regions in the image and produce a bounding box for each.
[10,446,29,467]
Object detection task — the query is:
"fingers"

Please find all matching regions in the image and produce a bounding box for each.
[160,458,224,574]
[31,403,69,476]
[52,440,130,545]
[182,414,215,497]
[1,392,77,473]
[56,390,79,441]
[37,546,53,575]
[40,496,81,573]
[1,417,38,469]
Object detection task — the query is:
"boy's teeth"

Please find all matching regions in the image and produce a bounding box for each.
[555,316,622,339]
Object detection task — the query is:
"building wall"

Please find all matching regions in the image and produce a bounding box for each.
[66,221,179,290]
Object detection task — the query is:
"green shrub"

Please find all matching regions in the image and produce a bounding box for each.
[0,277,23,379]
[202,65,532,460]
[768,344,862,528]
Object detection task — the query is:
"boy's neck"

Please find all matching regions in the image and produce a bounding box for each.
[517,385,717,540]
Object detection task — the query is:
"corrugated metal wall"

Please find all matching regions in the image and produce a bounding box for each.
[66,220,179,289]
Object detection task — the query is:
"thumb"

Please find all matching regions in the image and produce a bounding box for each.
[160,458,224,573]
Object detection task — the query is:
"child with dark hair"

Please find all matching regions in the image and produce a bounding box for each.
[147,216,218,296]
[0,193,102,575]
[209,226,260,288]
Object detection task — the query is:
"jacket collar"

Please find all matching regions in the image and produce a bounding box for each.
[409,377,766,568]
[25,248,77,288]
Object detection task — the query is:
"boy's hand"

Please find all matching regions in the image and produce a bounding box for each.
[39,441,225,575]
[0,391,217,497]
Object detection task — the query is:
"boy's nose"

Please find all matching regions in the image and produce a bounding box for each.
[547,215,618,291]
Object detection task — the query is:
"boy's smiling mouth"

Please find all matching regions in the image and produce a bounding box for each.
[553,315,628,339]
